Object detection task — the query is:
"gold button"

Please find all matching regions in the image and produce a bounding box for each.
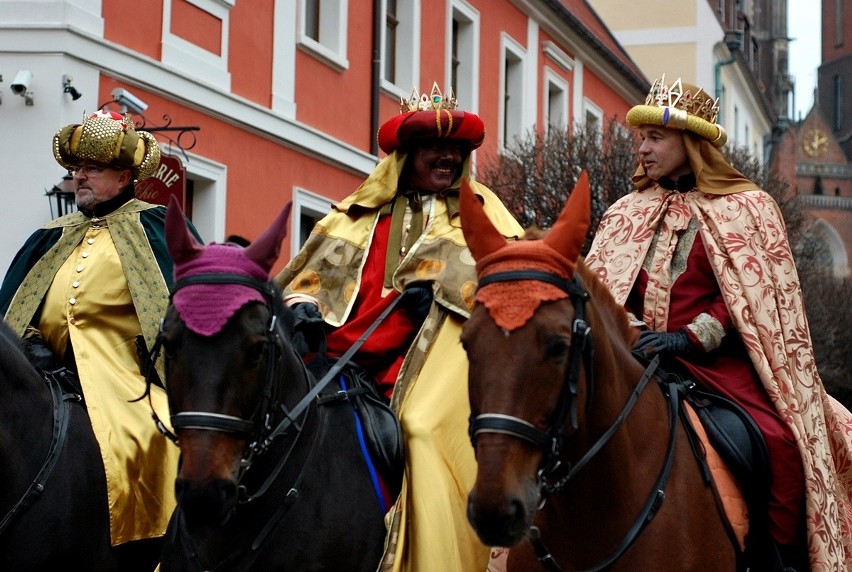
[69,297,77,305]
[69,317,76,325]
[81,252,89,258]
[72,281,80,288]
[87,238,95,245]
[76,265,83,273]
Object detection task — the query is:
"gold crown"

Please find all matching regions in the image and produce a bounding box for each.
[645,75,720,125]
[399,82,458,113]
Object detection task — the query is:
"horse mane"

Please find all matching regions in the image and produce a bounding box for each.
[576,258,638,348]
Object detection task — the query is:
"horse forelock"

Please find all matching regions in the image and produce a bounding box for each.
[474,239,576,331]
[172,243,271,336]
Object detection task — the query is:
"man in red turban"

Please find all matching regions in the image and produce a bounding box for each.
[275,83,523,572]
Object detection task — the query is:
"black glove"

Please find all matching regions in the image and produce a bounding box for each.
[400,284,433,324]
[24,329,62,372]
[633,329,694,356]
[291,302,324,327]
[291,302,325,357]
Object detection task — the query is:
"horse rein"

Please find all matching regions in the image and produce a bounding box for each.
[467,269,686,572]
[0,368,81,536]
[145,272,405,495]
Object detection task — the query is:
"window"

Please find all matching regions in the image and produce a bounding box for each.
[166,147,227,244]
[298,0,349,69]
[834,75,842,131]
[162,0,233,90]
[381,0,420,98]
[448,1,479,111]
[583,98,603,138]
[385,0,398,83]
[544,69,569,132]
[500,34,526,151]
[291,188,333,257]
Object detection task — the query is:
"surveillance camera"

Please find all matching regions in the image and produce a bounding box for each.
[111,87,148,114]
[10,70,32,95]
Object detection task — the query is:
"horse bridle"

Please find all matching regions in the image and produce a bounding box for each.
[145,273,301,491]
[467,269,683,572]
[468,269,593,478]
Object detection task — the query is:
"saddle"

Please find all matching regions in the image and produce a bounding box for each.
[308,354,405,502]
[682,386,782,571]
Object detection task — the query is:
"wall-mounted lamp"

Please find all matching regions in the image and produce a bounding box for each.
[111,87,148,114]
[62,74,82,101]
[45,173,77,219]
[10,69,33,105]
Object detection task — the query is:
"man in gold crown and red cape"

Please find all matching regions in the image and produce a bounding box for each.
[585,75,852,570]
[274,84,523,571]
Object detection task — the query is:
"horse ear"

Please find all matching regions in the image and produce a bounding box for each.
[165,195,204,264]
[460,178,508,261]
[244,202,293,273]
[543,170,590,263]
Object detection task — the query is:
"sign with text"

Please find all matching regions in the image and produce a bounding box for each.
[135,153,186,208]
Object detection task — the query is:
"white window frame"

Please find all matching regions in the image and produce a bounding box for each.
[291,187,334,257]
[162,0,233,90]
[583,97,603,138]
[499,33,527,153]
[380,0,421,99]
[543,67,569,133]
[166,146,227,244]
[297,0,349,70]
[447,0,480,112]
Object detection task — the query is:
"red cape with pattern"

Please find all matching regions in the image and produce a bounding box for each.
[586,186,852,569]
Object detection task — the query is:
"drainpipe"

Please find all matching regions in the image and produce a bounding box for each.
[714,29,743,125]
[370,0,382,156]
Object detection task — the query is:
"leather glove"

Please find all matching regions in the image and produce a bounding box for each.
[24,329,62,373]
[292,302,324,327]
[400,284,433,324]
[291,302,325,357]
[633,328,694,356]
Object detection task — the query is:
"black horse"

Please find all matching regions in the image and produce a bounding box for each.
[0,321,115,570]
[157,198,387,571]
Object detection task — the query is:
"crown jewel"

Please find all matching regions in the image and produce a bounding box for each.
[400,82,458,113]
[646,74,720,124]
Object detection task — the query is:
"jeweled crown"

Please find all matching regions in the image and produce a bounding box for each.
[646,75,720,125]
[399,82,458,113]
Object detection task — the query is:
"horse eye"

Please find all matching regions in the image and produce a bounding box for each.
[546,337,570,360]
[245,337,267,365]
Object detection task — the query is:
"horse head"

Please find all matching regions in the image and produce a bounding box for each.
[459,173,593,547]
[161,197,296,527]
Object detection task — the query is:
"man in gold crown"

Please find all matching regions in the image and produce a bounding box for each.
[585,75,852,570]
[0,110,201,570]
[274,83,523,571]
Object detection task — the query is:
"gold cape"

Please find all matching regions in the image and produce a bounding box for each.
[275,152,524,572]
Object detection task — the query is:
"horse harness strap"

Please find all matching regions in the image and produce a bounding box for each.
[262,292,404,443]
[529,359,687,572]
[0,369,81,535]
[470,270,591,468]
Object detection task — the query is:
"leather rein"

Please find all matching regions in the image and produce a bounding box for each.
[145,272,404,501]
[467,269,684,572]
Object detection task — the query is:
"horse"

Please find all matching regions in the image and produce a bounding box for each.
[156,198,388,571]
[0,321,116,570]
[458,173,741,571]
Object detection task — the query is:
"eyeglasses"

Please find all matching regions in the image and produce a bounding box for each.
[72,164,123,177]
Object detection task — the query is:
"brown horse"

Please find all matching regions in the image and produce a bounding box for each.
[458,173,739,570]
[156,198,387,571]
